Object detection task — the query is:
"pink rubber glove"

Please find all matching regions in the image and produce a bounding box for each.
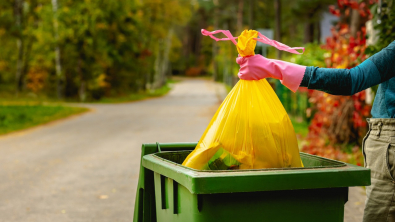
[237,54,306,92]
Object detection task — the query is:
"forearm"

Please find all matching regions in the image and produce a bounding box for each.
[301,40,395,95]
[301,60,381,95]
[301,67,354,95]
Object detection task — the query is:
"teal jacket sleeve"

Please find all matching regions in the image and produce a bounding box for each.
[300,40,395,95]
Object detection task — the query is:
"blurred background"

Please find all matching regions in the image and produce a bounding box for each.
[0,0,394,221]
[1,0,393,163]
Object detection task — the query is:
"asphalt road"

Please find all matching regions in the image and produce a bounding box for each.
[0,79,366,222]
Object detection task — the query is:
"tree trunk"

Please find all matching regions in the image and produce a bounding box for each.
[328,99,355,144]
[20,0,39,92]
[289,21,296,40]
[248,0,253,29]
[212,0,219,81]
[78,58,86,102]
[79,80,86,102]
[195,11,203,62]
[237,0,244,34]
[153,25,173,90]
[274,0,282,59]
[14,0,24,95]
[159,27,173,87]
[153,40,162,90]
[350,9,360,37]
[52,0,64,99]
[21,38,34,90]
[304,19,314,44]
[316,20,321,43]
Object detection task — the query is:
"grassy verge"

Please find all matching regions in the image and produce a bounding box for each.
[0,104,88,135]
[97,83,172,103]
[225,84,233,93]
[0,81,176,134]
[0,80,177,104]
[289,116,309,137]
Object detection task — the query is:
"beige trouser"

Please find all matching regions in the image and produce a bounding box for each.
[363,118,395,222]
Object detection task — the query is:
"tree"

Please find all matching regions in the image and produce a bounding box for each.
[274,0,282,59]
[291,0,334,44]
[51,0,63,99]
[302,0,375,163]
[366,0,395,55]
[212,0,219,81]
[14,0,24,95]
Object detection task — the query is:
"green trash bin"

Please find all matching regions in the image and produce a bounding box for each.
[133,143,370,222]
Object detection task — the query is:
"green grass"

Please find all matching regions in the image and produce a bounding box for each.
[289,116,309,137]
[0,80,175,104]
[0,104,88,135]
[225,84,233,93]
[97,84,172,103]
[0,81,174,134]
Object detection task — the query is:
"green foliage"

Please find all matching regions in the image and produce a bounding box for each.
[0,0,193,101]
[0,0,343,99]
[366,0,395,55]
[0,104,88,135]
[283,43,327,67]
[289,116,309,137]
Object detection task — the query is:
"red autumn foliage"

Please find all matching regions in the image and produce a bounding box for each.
[301,0,377,165]
[330,0,375,19]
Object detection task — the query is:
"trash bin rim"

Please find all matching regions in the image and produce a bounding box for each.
[152,151,347,173]
[142,150,370,194]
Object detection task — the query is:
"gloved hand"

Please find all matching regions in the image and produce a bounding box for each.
[237,54,306,92]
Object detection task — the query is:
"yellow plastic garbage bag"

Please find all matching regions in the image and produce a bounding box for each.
[182,30,303,170]
[236,29,258,57]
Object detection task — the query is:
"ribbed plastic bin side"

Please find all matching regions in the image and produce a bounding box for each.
[153,174,347,222]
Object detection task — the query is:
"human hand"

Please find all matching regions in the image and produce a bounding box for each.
[236,54,306,92]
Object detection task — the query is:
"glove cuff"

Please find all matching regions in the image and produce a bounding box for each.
[279,63,306,92]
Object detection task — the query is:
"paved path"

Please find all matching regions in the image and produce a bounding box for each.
[346,187,367,222]
[0,79,365,221]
